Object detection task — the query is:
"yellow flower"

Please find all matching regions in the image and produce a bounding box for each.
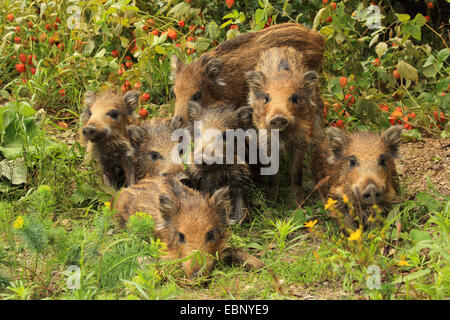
[348,228,362,241]
[304,219,318,229]
[104,201,111,210]
[397,259,409,267]
[13,216,24,229]
[324,198,338,210]
[135,211,149,219]
[342,194,349,204]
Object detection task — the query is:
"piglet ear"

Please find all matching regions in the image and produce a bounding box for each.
[204,57,224,85]
[246,70,266,92]
[381,125,403,158]
[326,127,348,164]
[187,101,203,122]
[159,194,176,220]
[303,70,320,100]
[209,187,232,225]
[235,106,253,128]
[123,91,140,115]
[83,91,96,108]
[170,115,184,131]
[170,54,184,78]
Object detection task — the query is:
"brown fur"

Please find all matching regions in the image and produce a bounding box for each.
[114,176,231,278]
[171,23,325,123]
[247,46,322,203]
[185,101,253,224]
[81,90,140,189]
[314,126,403,228]
[128,117,189,183]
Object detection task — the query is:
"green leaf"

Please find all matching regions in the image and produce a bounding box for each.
[409,229,432,242]
[0,158,27,185]
[375,42,388,58]
[319,26,334,37]
[207,21,220,40]
[421,63,437,78]
[436,77,450,92]
[437,48,449,62]
[154,45,167,55]
[397,61,418,82]
[413,13,427,27]
[396,13,410,22]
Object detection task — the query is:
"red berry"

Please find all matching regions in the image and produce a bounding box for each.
[6,14,14,22]
[330,2,337,10]
[134,83,141,90]
[59,89,65,96]
[226,0,235,8]
[15,63,26,73]
[14,37,21,44]
[53,22,58,30]
[30,67,36,74]
[49,37,55,45]
[230,25,239,30]
[425,15,430,22]
[339,76,347,89]
[142,93,150,102]
[118,68,125,76]
[19,54,27,64]
[372,58,380,66]
[167,28,177,40]
[336,119,344,129]
[15,26,21,33]
[178,20,185,28]
[56,17,61,24]
[322,0,329,5]
[57,43,64,51]
[111,50,119,58]
[393,70,401,80]
[408,112,416,120]
[326,16,333,23]
[151,29,159,36]
[45,24,51,31]
[345,94,355,106]
[121,85,127,93]
[139,108,149,119]
[27,55,35,66]
[427,2,434,9]
[125,56,132,60]
[125,61,133,68]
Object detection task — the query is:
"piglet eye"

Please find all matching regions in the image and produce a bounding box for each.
[191,91,203,102]
[149,151,162,162]
[379,155,387,168]
[263,94,270,104]
[107,110,119,119]
[349,156,358,168]
[178,232,185,243]
[290,94,300,104]
[206,230,215,242]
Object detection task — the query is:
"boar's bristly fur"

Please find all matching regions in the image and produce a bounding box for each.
[81,90,140,189]
[313,125,403,229]
[247,46,322,203]
[114,176,231,278]
[171,23,325,124]
[185,101,253,224]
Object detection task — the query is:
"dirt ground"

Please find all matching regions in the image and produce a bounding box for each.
[397,137,450,197]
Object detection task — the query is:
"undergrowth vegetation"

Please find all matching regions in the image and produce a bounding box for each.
[0,0,448,299]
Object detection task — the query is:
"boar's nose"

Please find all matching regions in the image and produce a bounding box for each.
[82,126,98,140]
[269,115,289,131]
[361,184,383,204]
